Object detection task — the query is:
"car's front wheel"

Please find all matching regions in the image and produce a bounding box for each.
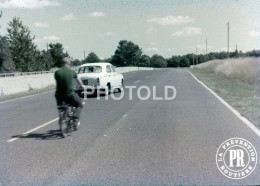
[105,83,111,96]
[118,79,124,92]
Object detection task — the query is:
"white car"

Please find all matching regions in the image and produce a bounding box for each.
[76,62,124,96]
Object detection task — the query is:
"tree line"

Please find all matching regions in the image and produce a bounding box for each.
[0,15,259,73]
[81,40,260,68]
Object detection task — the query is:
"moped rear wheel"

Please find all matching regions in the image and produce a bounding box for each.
[60,120,70,138]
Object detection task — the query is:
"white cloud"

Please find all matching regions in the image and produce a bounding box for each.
[149,42,157,46]
[164,48,174,52]
[64,45,70,50]
[197,44,206,49]
[172,27,202,36]
[34,22,49,28]
[148,15,193,25]
[35,36,60,43]
[0,0,59,9]
[106,32,114,37]
[61,14,76,21]
[220,47,233,52]
[196,44,213,53]
[147,28,156,33]
[248,30,260,37]
[89,12,106,17]
[43,36,60,41]
[144,47,160,52]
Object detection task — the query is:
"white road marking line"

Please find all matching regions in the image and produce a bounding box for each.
[134,80,140,84]
[188,70,260,138]
[7,117,59,143]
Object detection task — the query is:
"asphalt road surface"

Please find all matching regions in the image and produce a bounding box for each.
[1,69,260,185]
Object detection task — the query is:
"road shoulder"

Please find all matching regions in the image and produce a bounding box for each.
[189,69,260,136]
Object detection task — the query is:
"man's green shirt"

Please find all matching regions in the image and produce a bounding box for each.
[55,66,77,96]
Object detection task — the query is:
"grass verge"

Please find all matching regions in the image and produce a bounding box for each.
[0,86,55,103]
[190,69,260,128]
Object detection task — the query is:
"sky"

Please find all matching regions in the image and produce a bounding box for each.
[0,0,259,60]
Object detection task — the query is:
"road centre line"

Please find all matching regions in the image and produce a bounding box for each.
[7,118,59,143]
[188,70,260,138]
[134,80,140,84]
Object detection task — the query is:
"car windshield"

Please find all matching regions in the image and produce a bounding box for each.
[78,66,102,73]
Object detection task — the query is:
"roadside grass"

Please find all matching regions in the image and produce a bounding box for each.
[0,86,55,103]
[192,57,260,84]
[190,68,260,128]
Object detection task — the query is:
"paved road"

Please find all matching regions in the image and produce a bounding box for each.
[1,69,260,185]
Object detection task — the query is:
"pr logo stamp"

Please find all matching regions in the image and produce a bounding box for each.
[216,138,257,179]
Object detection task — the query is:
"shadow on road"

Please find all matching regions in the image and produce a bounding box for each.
[11,130,63,140]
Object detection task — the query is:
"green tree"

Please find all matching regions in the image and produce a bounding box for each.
[207,52,217,61]
[150,54,167,68]
[167,56,180,67]
[0,36,15,73]
[35,50,55,71]
[138,54,150,67]
[48,43,69,67]
[0,11,15,73]
[179,57,190,67]
[218,51,229,59]
[7,17,39,72]
[102,57,111,63]
[111,40,142,66]
[245,50,260,57]
[72,59,81,66]
[82,52,100,63]
[183,54,194,65]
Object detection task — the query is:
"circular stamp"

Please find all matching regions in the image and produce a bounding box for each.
[216,137,257,179]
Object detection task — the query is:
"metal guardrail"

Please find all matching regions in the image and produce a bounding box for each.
[0,71,54,77]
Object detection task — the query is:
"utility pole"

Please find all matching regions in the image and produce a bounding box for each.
[227,22,229,56]
[46,43,48,51]
[206,39,208,55]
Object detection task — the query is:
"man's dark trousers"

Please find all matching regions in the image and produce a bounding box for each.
[56,93,83,119]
